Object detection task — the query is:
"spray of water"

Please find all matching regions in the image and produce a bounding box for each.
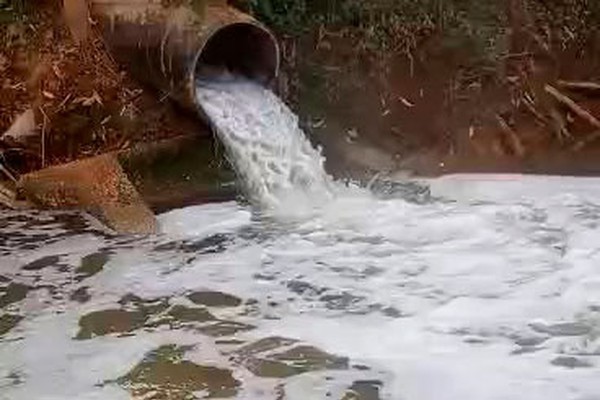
[196,79,338,216]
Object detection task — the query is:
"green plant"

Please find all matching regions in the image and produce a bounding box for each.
[249,0,505,61]
[0,0,28,23]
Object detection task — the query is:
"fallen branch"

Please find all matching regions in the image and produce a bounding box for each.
[548,106,571,142]
[545,84,600,130]
[521,92,570,141]
[557,80,600,92]
[495,114,526,157]
[0,162,17,183]
[39,106,49,168]
[522,94,549,125]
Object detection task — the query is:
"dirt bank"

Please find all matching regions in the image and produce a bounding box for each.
[264,0,600,177]
[0,1,210,180]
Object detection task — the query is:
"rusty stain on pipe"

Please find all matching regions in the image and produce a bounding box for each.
[90,0,280,118]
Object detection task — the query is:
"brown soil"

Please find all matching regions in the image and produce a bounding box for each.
[279,8,600,178]
[0,1,208,179]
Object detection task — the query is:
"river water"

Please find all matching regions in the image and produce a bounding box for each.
[1,80,600,400]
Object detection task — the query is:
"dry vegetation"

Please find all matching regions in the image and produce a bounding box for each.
[0,0,204,183]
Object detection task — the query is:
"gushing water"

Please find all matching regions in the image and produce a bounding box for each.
[196,79,336,214]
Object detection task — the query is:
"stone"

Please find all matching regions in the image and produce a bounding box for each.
[18,154,157,234]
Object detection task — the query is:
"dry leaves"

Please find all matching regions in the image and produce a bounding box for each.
[73,90,103,107]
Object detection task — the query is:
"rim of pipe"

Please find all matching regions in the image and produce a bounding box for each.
[190,21,280,94]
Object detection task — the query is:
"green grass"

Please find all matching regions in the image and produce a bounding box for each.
[249,0,506,65]
[249,0,597,66]
[0,0,28,23]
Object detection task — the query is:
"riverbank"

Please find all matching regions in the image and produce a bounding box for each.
[263,0,600,177]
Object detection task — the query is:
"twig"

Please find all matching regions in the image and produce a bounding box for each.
[0,162,17,183]
[56,93,73,111]
[522,94,548,125]
[39,106,49,168]
[548,107,571,142]
[556,80,600,92]
[495,114,525,157]
[500,51,532,59]
[545,84,600,130]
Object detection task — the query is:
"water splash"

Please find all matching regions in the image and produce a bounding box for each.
[196,79,337,216]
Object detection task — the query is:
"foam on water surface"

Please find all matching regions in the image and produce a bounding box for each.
[3,175,600,399]
[2,77,600,399]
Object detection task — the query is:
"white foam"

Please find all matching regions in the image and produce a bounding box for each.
[3,175,600,399]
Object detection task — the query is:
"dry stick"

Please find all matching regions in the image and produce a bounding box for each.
[544,84,600,149]
[545,84,600,129]
[557,80,600,92]
[0,162,17,183]
[495,114,526,157]
[39,107,49,168]
[522,96,549,125]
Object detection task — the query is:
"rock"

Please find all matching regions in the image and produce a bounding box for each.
[18,154,157,234]
[2,109,37,143]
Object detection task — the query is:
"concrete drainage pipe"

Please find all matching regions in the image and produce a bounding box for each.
[90,0,280,117]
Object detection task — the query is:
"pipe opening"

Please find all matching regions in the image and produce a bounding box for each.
[195,22,279,85]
